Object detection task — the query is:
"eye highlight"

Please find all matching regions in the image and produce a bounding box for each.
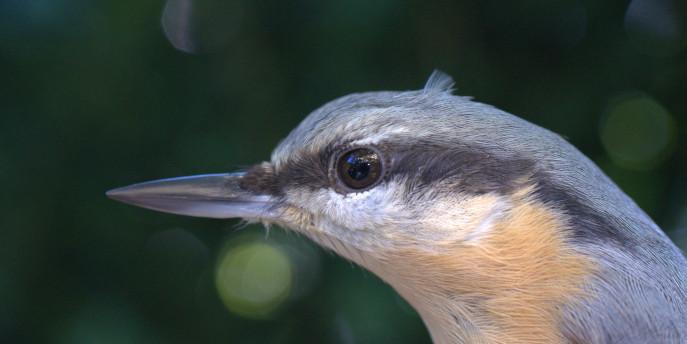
[335,148,383,191]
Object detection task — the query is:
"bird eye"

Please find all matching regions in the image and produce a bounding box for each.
[335,148,383,191]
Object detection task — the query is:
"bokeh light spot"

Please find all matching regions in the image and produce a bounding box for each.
[142,228,209,302]
[161,0,243,54]
[600,92,676,170]
[215,238,292,319]
[624,0,687,57]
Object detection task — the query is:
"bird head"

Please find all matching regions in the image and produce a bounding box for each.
[108,71,687,343]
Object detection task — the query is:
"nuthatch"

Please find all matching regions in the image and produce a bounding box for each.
[108,71,687,343]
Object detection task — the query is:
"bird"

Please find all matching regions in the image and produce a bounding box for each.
[107,71,687,344]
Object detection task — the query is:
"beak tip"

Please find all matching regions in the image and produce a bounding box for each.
[106,187,131,202]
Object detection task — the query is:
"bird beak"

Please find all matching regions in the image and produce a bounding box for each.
[106,173,277,219]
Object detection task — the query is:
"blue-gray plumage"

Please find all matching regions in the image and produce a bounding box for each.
[108,71,687,343]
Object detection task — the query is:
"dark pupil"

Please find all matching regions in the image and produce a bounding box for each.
[338,148,381,189]
[346,154,370,181]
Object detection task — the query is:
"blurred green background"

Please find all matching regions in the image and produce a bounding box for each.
[2,0,687,343]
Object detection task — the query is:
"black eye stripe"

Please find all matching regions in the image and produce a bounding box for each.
[333,147,384,192]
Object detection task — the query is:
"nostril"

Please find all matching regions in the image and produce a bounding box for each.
[240,162,281,196]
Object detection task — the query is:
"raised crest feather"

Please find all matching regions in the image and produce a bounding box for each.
[423,70,456,94]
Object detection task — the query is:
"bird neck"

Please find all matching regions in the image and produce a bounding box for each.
[370,189,597,344]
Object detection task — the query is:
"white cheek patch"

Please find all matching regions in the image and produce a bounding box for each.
[323,183,398,231]
[286,181,403,250]
[285,179,507,252]
[463,197,509,243]
[421,193,508,245]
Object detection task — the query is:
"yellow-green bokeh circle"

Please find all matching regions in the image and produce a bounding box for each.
[215,241,292,319]
[600,93,676,170]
